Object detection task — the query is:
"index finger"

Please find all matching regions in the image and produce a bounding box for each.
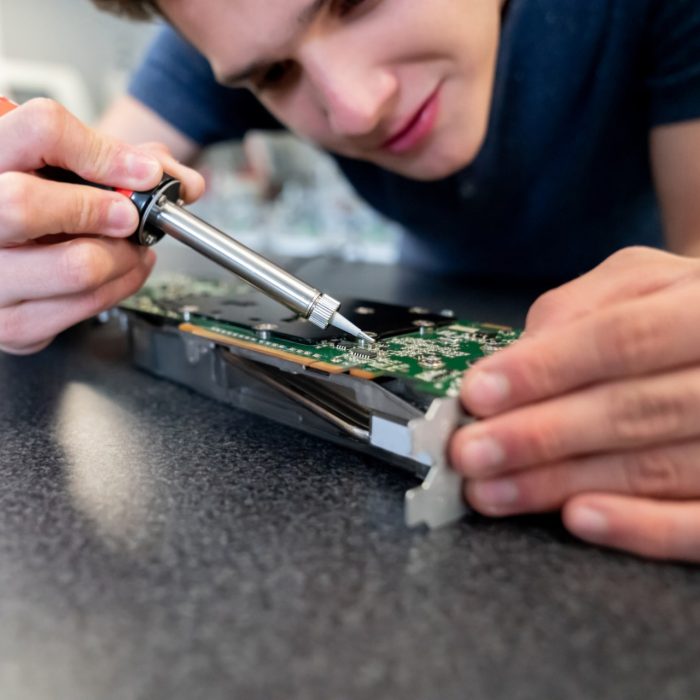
[0,98,162,191]
[525,247,695,335]
[460,276,700,416]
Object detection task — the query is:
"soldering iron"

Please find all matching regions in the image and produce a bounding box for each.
[0,96,374,343]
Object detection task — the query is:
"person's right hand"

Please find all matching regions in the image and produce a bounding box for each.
[0,98,204,355]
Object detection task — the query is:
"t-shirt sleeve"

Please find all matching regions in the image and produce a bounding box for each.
[127,25,283,146]
[646,0,700,127]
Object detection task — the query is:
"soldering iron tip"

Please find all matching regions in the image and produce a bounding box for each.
[330,312,376,344]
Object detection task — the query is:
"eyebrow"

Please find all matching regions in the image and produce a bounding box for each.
[221,0,330,86]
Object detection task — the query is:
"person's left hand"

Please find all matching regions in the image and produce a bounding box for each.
[450,246,700,562]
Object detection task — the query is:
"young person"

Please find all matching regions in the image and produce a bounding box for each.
[1,0,700,561]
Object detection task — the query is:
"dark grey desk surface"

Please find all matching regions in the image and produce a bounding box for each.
[1,255,699,700]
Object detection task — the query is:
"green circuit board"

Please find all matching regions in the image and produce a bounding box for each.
[121,277,520,398]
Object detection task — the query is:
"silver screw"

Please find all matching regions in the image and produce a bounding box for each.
[413,320,435,336]
[254,322,278,340]
[409,306,430,315]
[180,304,200,321]
[358,332,378,349]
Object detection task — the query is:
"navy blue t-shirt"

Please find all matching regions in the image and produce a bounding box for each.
[129,0,700,282]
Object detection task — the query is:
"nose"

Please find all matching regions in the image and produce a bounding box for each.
[300,40,398,138]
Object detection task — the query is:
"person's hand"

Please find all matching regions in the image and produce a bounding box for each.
[0,98,205,354]
[450,246,700,562]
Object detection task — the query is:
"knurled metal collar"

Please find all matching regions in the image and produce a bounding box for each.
[308,293,341,329]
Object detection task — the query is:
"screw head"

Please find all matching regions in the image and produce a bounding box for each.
[413,320,435,336]
[254,322,278,340]
[180,304,200,321]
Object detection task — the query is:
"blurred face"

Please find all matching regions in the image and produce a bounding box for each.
[160,0,504,180]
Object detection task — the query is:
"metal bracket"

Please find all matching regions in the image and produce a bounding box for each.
[405,398,473,528]
[371,397,472,529]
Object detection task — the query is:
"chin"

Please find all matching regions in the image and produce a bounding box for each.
[386,154,470,181]
[369,128,489,182]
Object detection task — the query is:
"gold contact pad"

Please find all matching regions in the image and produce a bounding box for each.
[179,322,348,374]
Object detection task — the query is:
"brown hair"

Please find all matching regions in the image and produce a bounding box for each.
[91,0,159,20]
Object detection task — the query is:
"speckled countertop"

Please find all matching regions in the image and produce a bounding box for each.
[0,258,698,700]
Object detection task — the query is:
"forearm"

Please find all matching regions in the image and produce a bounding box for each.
[97,95,201,164]
[651,121,700,258]
[670,238,700,258]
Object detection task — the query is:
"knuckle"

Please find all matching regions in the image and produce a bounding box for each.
[122,266,151,301]
[0,172,30,233]
[515,464,567,509]
[59,240,109,292]
[607,384,687,443]
[23,98,67,149]
[598,311,662,371]
[83,288,108,316]
[620,449,682,497]
[0,306,30,349]
[525,289,559,326]
[647,516,678,558]
[65,189,108,234]
[526,287,568,329]
[522,418,564,463]
[84,279,123,315]
[505,349,562,404]
[139,141,170,157]
[521,350,562,396]
[77,137,116,183]
[605,246,655,267]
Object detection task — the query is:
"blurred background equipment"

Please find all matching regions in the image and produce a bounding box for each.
[0,0,403,266]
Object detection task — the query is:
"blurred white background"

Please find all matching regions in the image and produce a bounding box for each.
[0,0,155,120]
[0,0,402,265]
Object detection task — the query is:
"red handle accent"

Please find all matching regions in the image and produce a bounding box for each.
[0,95,19,117]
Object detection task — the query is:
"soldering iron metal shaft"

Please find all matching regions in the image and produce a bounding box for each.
[153,199,373,341]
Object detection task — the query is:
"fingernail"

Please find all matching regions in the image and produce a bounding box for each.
[464,371,510,409]
[123,152,160,181]
[460,436,505,475]
[472,478,519,508]
[568,506,608,541]
[144,249,157,267]
[108,199,137,231]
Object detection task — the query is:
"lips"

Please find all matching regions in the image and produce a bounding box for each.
[381,85,441,155]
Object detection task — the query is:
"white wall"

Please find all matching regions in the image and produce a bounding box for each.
[0,0,157,117]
